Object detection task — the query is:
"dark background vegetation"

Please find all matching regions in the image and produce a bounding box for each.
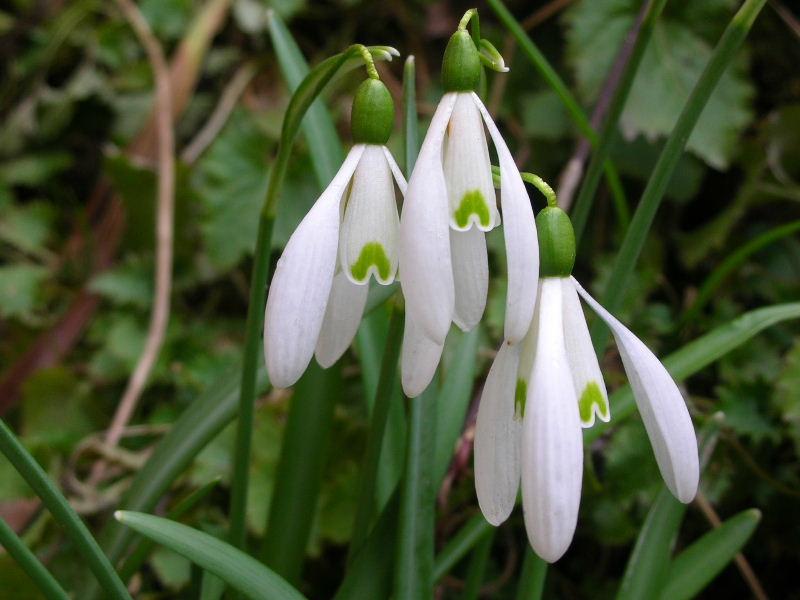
[0,0,799,597]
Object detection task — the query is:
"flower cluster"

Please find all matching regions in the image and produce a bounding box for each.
[262,9,699,564]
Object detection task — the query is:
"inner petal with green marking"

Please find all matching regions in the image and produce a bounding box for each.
[514,378,527,421]
[349,241,392,284]
[578,381,610,426]
[453,189,492,229]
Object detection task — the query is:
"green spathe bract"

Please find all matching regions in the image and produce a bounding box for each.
[454,189,492,229]
[351,79,395,145]
[442,30,481,92]
[536,206,576,277]
[351,241,392,282]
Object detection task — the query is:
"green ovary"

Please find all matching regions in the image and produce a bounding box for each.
[453,189,492,229]
[514,378,527,421]
[578,381,609,425]
[350,242,392,282]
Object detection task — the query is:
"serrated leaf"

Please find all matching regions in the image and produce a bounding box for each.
[89,259,154,308]
[0,263,49,320]
[564,0,754,169]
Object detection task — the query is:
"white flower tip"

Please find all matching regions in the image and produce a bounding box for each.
[265,358,303,390]
[531,538,570,564]
[113,510,125,522]
[386,46,400,57]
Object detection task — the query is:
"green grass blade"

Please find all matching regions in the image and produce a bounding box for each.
[0,517,69,600]
[266,11,343,183]
[462,530,495,600]
[260,363,341,582]
[570,0,668,242]
[589,0,768,355]
[394,388,437,600]
[661,509,761,600]
[119,477,221,581]
[0,419,132,599]
[115,511,305,600]
[349,306,404,561]
[434,327,481,484]
[516,548,548,600]
[681,220,800,326]
[616,487,687,600]
[486,0,628,216]
[586,301,800,444]
[335,492,400,600]
[433,514,492,581]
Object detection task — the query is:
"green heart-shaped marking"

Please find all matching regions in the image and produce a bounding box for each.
[578,381,609,425]
[454,189,491,229]
[350,241,392,282]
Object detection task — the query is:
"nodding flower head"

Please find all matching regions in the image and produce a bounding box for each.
[263,78,407,389]
[474,202,699,563]
[399,19,538,397]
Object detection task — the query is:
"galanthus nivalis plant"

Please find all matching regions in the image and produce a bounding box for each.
[474,188,699,563]
[264,61,407,389]
[399,9,538,397]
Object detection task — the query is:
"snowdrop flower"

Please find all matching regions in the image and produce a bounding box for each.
[264,77,407,388]
[474,200,699,563]
[399,14,538,396]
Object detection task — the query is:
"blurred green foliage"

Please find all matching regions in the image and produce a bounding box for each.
[0,0,799,598]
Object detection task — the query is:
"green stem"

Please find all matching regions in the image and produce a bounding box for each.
[0,420,132,599]
[486,0,628,215]
[394,391,437,600]
[0,517,69,600]
[571,0,668,243]
[516,548,548,600]
[433,514,492,581]
[348,306,404,563]
[589,0,767,356]
[403,55,418,173]
[462,530,495,600]
[458,8,478,32]
[681,219,800,326]
[352,44,379,80]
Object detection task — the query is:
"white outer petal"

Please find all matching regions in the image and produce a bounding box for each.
[340,145,399,285]
[521,278,583,563]
[572,277,699,503]
[382,146,408,195]
[450,227,489,331]
[263,145,365,388]
[399,93,458,344]
[314,271,368,368]
[474,342,521,525]
[472,92,539,344]
[401,311,444,397]
[561,277,609,427]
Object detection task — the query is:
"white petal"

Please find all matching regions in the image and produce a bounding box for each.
[399,93,458,344]
[561,278,610,427]
[472,93,539,345]
[443,93,498,232]
[314,271,368,368]
[474,342,521,525]
[401,311,444,398]
[340,146,399,285]
[573,277,699,503]
[521,278,583,563]
[382,146,408,195]
[451,227,488,331]
[264,145,365,388]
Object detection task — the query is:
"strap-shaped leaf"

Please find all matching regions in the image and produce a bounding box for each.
[115,511,305,600]
[661,509,761,600]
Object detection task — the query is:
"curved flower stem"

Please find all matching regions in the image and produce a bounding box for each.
[0,420,132,599]
[486,0,628,217]
[570,0,667,244]
[0,517,69,600]
[348,305,404,563]
[589,0,768,356]
[351,44,380,80]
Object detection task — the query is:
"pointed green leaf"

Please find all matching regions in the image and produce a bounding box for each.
[114,511,305,600]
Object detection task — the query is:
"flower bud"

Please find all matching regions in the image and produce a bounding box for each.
[536,206,575,277]
[351,79,395,145]
[441,30,481,92]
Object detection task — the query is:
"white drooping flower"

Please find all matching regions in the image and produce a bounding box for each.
[399,29,538,397]
[474,206,699,563]
[264,79,406,389]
